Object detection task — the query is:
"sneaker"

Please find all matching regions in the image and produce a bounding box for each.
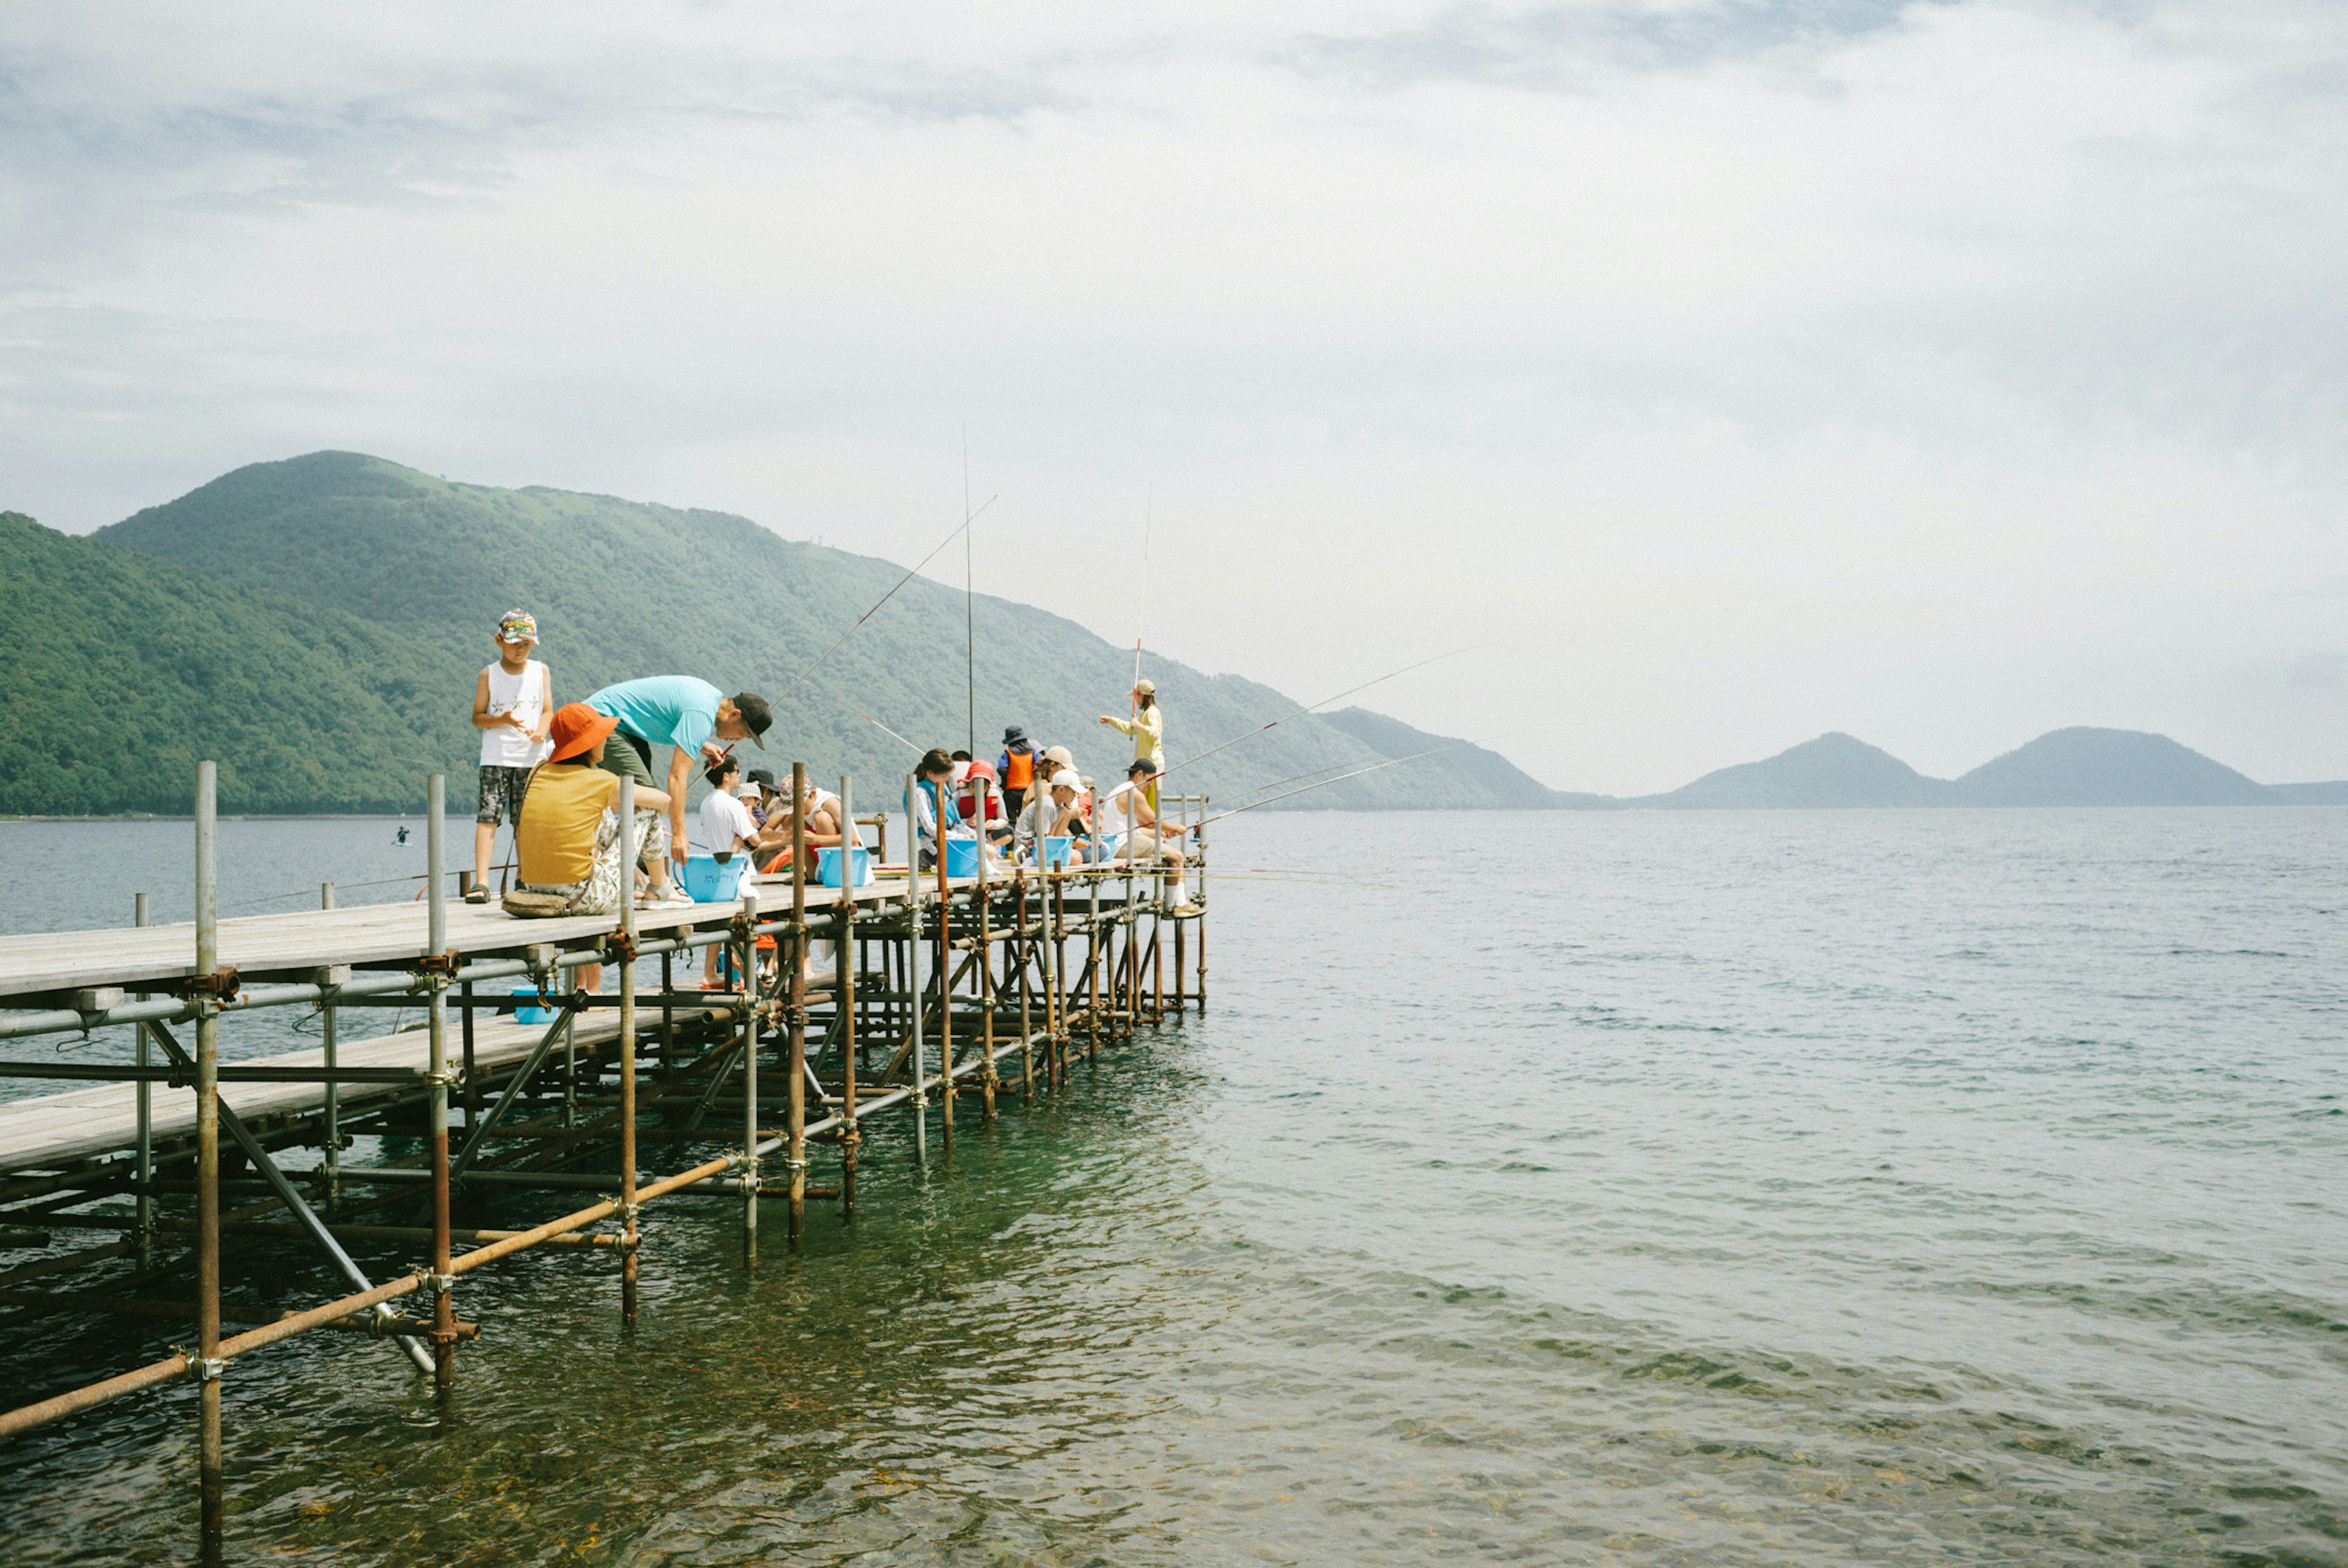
[1161,900,1201,918]
[638,888,696,909]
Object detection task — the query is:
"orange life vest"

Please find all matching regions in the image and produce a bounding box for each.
[1003,749,1035,790]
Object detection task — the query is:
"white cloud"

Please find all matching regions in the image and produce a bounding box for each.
[4,0,2346,790]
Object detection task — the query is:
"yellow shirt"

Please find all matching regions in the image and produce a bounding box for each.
[515,764,619,886]
[1105,704,1164,767]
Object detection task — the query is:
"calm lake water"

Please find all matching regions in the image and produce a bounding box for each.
[2,808,2344,1565]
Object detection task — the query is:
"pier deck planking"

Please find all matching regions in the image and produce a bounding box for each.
[0,872,955,998]
[0,1012,632,1174]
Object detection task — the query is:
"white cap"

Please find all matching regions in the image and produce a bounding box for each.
[1050,769,1082,792]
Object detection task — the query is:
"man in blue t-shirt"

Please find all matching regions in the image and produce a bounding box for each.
[585,677,772,905]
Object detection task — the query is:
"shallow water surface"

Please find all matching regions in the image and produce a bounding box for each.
[2,808,2344,1564]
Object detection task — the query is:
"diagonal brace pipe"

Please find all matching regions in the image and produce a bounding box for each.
[450,1000,582,1180]
[146,1021,434,1375]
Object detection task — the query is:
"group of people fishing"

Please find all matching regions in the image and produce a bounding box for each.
[907,677,1196,915]
[467,608,1199,930]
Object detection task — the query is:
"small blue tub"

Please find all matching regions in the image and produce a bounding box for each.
[818,845,873,888]
[1038,835,1073,869]
[512,987,553,1026]
[943,838,981,879]
[681,853,748,904]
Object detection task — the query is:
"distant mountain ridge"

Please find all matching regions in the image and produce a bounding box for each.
[1623,728,2348,810]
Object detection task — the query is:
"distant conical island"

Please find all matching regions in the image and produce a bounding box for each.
[1623,728,2348,810]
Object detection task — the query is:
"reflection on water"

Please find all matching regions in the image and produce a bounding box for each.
[2,808,2345,1564]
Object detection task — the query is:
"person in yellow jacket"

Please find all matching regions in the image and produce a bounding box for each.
[1099,678,1165,807]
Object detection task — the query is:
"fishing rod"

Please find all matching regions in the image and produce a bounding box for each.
[1157,644,1485,784]
[1133,484,1151,696]
[964,427,976,756]
[1197,742,1474,826]
[775,495,999,705]
[862,714,923,754]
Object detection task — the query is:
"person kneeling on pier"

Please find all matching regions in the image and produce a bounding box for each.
[508,703,674,985]
[1101,757,1197,915]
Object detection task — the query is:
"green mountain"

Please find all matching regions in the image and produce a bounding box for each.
[28,451,1556,815]
[0,510,474,815]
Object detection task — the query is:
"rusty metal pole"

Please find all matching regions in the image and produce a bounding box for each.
[739,885,759,1260]
[426,776,458,1386]
[787,764,807,1242]
[1015,867,1034,1096]
[193,762,224,1554]
[1173,794,1186,1015]
[618,774,640,1325]
[133,892,154,1264]
[1197,794,1209,1011]
[976,779,997,1123]
[1087,843,1102,1064]
[837,775,858,1211]
[904,773,926,1168]
[934,776,956,1150]
[319,882,339,1212]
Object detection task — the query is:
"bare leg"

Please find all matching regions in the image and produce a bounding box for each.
[473,822,497,888]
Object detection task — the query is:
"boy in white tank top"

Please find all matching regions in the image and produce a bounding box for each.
[471,609,554,902]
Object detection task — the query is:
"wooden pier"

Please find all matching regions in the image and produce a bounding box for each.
[0,763,1206,1561]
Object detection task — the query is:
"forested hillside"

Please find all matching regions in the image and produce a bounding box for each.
[0,511,474,814]
[5,452,1560,814]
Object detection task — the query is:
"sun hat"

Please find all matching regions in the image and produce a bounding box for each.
[547,702,619,762]
[1003,724,1029,747]
[1050,769,1082,792]
[1132,678,1156,697]
[735,780,762,800]
[748,768,776,790]
[497,609,539,644]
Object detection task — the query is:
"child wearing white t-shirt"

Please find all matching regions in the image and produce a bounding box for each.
[699,755,760,986]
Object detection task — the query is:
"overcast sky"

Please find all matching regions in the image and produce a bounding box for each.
[5,1,2344,793]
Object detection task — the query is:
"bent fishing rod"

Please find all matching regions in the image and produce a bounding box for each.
[1154,645,1486,784]
[775,495,1000,705]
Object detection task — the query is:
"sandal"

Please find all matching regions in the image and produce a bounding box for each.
[463,885,491,905]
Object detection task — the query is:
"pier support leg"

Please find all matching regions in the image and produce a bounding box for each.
[426,777,459,1387]
[618,776,640,1326]
[740,888,759,1262]
[906,773,928,1169]
[838,776,858,1212]
[319,882,339,1212]
[787,764,808,1243]
[133,893,154,1265]
[193,763,224,1558]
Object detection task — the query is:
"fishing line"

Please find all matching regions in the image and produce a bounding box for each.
[775,495,999,705]
[1197,742,1475,826]
[1156,645,1486,784]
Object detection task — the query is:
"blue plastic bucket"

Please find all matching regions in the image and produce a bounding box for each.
[681,853,748,904]
[817,845,873,888]
[943,839,980,879]
[1039,836,1072,869]
[512,987,553,1026]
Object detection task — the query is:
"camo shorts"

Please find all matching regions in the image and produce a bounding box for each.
[476,764,533,826]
